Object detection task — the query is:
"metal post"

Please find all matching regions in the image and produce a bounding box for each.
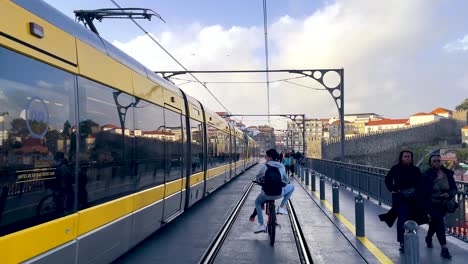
[311,171,316,192]
[302,114,306,156]
[319,175,325,200]
[404,220,419,263]
[332,182,339,214]
[339,69,345,161]
[378,178,382,206]
[355,194,365,237]
[301,166,305,182]
[305,168,310,186]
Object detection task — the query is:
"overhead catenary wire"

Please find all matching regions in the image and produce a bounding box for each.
[283,80,326,91]
[263,0,271,123]
[109,0,232,115]
[171,76,326,91]
[171,75,307,84]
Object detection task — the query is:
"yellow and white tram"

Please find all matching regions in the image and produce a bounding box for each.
[0,1,260,263]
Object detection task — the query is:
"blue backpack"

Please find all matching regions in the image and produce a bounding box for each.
[262,164,285,196]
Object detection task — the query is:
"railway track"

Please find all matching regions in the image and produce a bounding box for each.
[198,180,314,264]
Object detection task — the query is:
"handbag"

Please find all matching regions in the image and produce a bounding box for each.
[400,187,416,199]
[446,198,459,213]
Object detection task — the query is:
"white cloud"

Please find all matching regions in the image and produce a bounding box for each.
[456,74,468,92]
[111,0,467,128]
[444,34,468,52]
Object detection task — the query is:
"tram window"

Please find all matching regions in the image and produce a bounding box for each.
[239,139,245,161]
[190,119,204,174]
[77,77,135,208]
[237,138,242,162]
[207,126,219,169]
[164,109,183,183]
[225,133,231,164]
[232,136,238,162]
[0,47,76,235]
[134,100,165,190]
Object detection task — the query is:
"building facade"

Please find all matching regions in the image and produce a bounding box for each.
[462,126,468,145]
[253,125,276,153]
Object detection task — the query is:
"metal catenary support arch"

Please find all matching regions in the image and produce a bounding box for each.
[155,69,345,160]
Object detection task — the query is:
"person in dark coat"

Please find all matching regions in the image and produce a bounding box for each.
[418,154,458,259]
[379,150,421,253]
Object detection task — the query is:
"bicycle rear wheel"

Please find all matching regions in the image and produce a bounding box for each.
[268,204,276,246]
[36,194,58,218]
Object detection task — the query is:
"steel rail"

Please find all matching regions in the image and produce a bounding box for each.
[293,177,370,263]
[288,201,314,264]
[198,181,255,264]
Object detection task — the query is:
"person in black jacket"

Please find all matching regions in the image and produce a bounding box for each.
[418,154,458,259]
[381,150,421,253]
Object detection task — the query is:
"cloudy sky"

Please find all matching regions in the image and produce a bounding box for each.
[44,0,468,128]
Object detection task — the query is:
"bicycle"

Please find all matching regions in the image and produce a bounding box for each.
[265,199,277,246]
[253,180,279,246]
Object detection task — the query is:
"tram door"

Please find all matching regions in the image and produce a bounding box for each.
[224,132,230,182]
[162,108,185,221]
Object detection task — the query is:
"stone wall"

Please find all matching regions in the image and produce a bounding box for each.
[319,118,459,161]
[453,110,468,126]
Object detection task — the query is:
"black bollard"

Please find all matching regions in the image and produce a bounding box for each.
[355,194,365,237]
[311,171,316,192]
[319,175,325,200]
[301,166,305,182]
[404,220,419,264]
[305,168,310,186]
[332,182,340,214]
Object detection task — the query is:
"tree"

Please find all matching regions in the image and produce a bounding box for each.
[455,98,468,111]
[456,148,468,163]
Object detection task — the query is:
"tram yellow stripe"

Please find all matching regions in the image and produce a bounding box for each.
[165,179,182,197]
[182,177,187,190]
[77,196,133,236]
[207,165,228,178]
[0,214,78,264]
[189,171,204,186]
[133,185,165,210]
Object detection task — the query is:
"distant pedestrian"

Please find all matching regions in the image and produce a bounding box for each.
[380,150,421,253]
[283,154,292,176]
[418,154,458,259]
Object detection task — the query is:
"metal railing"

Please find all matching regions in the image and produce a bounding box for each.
[304,158,468,243]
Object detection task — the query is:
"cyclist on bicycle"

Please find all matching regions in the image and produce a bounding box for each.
[253,149,294,233]
[51,152,74,212]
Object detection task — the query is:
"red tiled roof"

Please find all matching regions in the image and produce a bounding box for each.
[15,138,48,154]
[143,130,175,135]
[331,120,351,125]
[411,112,428,116]
[367,119,409,126]
[102,124,120,129]
[429,107,452,114]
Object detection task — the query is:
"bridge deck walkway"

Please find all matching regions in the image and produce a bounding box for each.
[299,172,468,263]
